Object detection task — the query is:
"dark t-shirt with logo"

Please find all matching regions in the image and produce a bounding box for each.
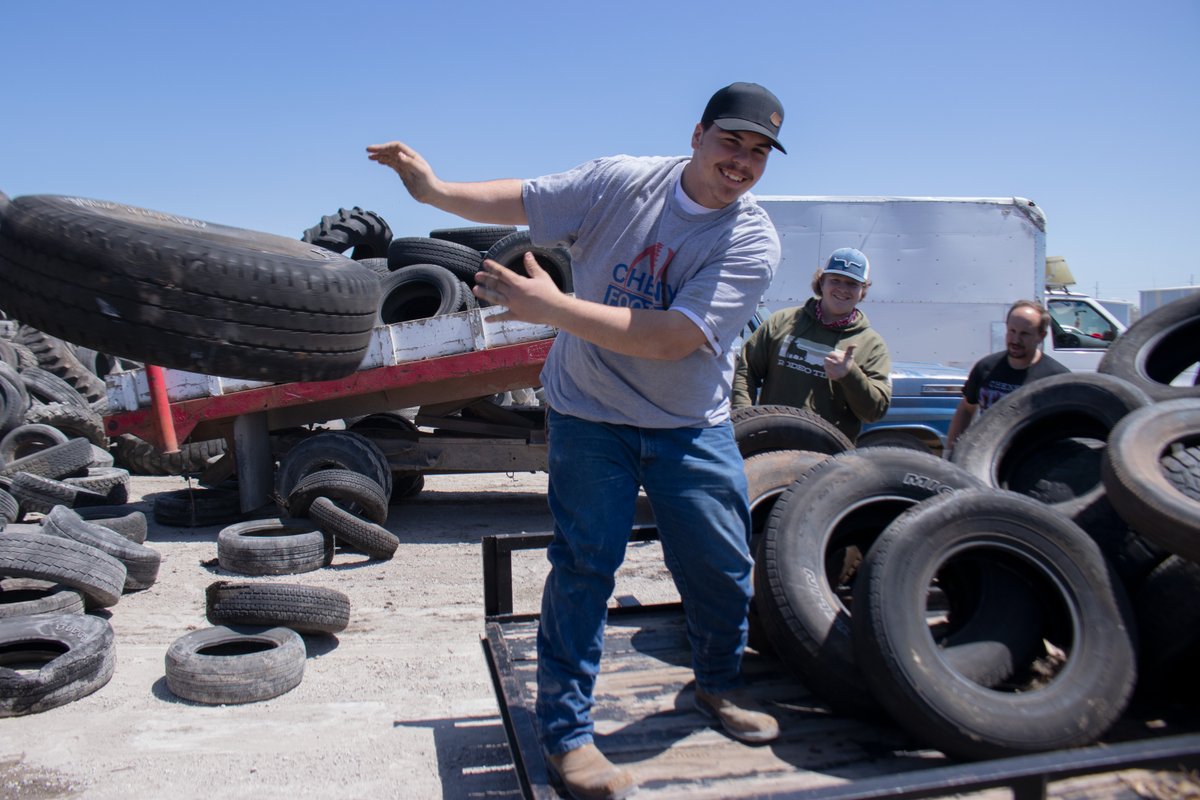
[963,350,1070,413]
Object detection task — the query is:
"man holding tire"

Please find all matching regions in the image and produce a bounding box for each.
[944,299,1070,457]
[370,81,785,799]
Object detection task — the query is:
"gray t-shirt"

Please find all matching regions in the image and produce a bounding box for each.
[523,155,779,428]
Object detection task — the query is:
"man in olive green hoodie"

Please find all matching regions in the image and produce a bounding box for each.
[732,247,891,441]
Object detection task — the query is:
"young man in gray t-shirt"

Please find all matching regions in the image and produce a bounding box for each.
[369,81,786,800]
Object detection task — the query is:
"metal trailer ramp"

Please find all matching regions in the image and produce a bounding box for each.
[480,530,1200,800]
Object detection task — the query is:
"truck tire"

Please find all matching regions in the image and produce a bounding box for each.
[301,207,392,261]
[0,195,381,382]
[8,471,109,515]
[0,436,92,481]
[1102,399,1200,563]
[19,367,90,409]
[0,363,29,436]
[1098,292,1200,401]
[1133,555,1200,705]
[165,625,305,705]
[0,530,126,608]
[63,467,131,505]
[0,578,84,619]
[852,488,1137,760]
[0,613,115,716]
[282,468,388,525]
[21,403,107,449]
[484,230,573,294]
[757,447,984,716]
[205,581,350,635]
[0,423,69,464]
[153,486,244,527]
[14,325,108,406]
[42,506,161,592]
[113,433,226,476]
[0,487,18,525]
[217,519,334,576]
[429,225,517,252]
[307,496,399,560]
[73,507,148,544]
[387,237,484,285]
[275,431,392,504]
[731,404,854,459]
[376,264,475,325]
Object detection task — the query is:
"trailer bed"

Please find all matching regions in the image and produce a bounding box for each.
[481,531,1200,800]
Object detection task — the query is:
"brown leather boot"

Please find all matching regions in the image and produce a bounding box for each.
[545,743,638,800]
[694,686,780,744]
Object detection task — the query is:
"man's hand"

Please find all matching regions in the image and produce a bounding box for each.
[473,252,565,325]
[366,141,439,204]
[825,344,857,381]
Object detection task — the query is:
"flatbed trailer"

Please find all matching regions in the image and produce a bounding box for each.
[101,306,556,510]
[480,529,1200,800]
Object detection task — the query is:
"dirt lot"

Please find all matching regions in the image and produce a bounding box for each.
[1,470,679,800]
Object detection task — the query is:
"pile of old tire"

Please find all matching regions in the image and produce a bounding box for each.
[0,194,382,383]
[1,434,129,522]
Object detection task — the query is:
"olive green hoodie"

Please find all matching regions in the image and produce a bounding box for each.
[732,298,892,441]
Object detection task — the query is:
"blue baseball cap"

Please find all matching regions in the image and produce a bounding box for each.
[822,248,870,283]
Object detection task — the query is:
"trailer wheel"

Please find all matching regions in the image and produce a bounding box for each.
[429,225,517,252]
[0,530,126,608]
[275,431,392,504]
[165,625,305,705]
[0,195,381,383]
[1099,293,1200,401]
[484,230,573,294]
[205,581,350,635]
[0,613,115,716]
[301,206,392,261]
[731,404,853,459]
[0,578,84,619]
[42,506,161,592]
[387,237,484,285]
[282,468,388,525]
[852,488,1136,760]
[1102,399,1200,562]
[307,496,399,560]
[757,447,985,716]
[217,519,334,576]
[376,263,475,325]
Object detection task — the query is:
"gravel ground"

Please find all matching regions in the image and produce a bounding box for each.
[0,470,678,800]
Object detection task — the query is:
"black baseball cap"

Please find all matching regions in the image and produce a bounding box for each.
[701,82,786,154]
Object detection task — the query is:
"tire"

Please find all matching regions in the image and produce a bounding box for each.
[731,404,854,459]
[0,194,381,382]
[376,264,475,325]
[0,613,115,716]
[19,366,90,409]
[0,530,126,608]
[1102,399,1200,562]
[0,487,17,525]
[205,581,350,635]
[274,431,392,503]
[0,423,68,464]
[856,428,934,453]
[757,447,984,716]
[9,471,109,515]
[73,507,147,544]
[217,519,334,576]
[0,436,93,481]
[386,236,483,285]
[1133,555,1200,705]
[282,468,388,525]
[0,578,84,619]
[390,473,425,502]
[429,225,517,252]
[484,230,573,293]
[13,325,108,406]
[1163,444,1200,501]
[0,362,29,436]
[113,433,226,476]
[301,207,392,261]
[307,496,399,560]
[851,488,1137,760]
[63,467,131,505]
[1098,292,1200,401]
[164,625,305,705]
[152,487,243,527]
[23,403,108,449]
[42,506,161,592]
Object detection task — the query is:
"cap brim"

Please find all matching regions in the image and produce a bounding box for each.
[821,268,868,283]
[712,118,786,154]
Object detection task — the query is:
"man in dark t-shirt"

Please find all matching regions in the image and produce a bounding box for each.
[944,299,1069,456]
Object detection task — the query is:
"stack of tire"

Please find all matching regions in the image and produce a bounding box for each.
[300,207,572,325]
[747,293,1200,761]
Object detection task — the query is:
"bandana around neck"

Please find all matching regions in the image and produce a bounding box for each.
[814,299,861,329]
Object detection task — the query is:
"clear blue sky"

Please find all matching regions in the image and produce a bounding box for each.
[3,1,1197,304]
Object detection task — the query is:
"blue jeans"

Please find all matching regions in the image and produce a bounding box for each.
[535,409,753,755]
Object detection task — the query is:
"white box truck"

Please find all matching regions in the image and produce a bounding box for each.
[1140,285,1200,315]
[756,196,1126,373]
